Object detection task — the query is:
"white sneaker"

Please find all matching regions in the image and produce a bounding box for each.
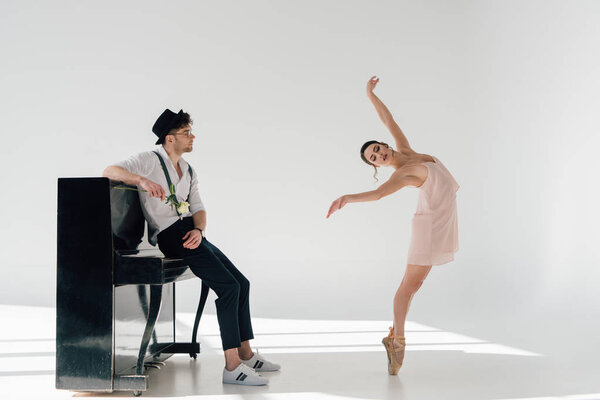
[241,351,281,372]
[222,363,269,386]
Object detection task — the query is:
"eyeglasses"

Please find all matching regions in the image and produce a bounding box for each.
[172,130,193,138]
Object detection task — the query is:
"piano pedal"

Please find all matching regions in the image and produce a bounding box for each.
[147,361,165,366]
[143,363,161,370]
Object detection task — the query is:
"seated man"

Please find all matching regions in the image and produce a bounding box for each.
[103,108,279,386]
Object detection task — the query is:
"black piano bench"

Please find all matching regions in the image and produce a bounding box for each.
[56,177,210,396]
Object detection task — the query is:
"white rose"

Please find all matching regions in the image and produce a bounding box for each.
[177,201,190,214]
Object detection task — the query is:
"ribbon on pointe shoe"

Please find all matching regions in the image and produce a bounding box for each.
[387,326,406,342]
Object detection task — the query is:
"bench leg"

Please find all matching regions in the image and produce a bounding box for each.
[190,282,210,359]
[136,285,163,375]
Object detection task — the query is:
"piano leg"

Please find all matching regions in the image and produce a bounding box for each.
[190,282,210,359]
[137,285,159,346]
[136,285,163,375]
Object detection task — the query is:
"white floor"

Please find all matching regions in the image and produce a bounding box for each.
[1,305,599,400]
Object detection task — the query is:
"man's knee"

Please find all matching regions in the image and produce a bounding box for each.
[238,275,250,295]
[213,279,240,301]
[228,280,241,296]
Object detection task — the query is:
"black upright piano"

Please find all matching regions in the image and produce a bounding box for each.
[56,177,209,396]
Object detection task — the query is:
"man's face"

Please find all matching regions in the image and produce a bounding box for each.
[170,124,195,153]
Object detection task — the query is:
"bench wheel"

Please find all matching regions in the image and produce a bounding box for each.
[133,390,142,397]
[190,353,197,359]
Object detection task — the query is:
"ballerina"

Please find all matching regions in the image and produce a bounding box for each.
[327,76,460,374]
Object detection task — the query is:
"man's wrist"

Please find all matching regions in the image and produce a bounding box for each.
[194,227,203,235]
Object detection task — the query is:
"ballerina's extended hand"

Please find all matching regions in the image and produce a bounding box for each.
[326,195,348,218]
[366,75,379,94]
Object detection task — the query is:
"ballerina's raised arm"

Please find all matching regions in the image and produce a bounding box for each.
[366,76,413,153]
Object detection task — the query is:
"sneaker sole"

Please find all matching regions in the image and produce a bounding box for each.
[252,366,280,372]
[223,379,268,386]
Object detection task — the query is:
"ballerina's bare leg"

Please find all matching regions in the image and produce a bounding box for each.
[392,264,432,344]
[381,264,432,374]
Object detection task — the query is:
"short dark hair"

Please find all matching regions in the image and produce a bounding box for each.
[157,112,193,144]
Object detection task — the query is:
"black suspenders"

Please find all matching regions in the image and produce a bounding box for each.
[153,151,193,216]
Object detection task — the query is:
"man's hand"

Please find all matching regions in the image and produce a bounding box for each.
[182,229,203,249]
[327,195,348,218]
[139,177,166,201]
[366,75,379,95]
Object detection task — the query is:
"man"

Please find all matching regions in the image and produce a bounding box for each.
[103,109,279,386]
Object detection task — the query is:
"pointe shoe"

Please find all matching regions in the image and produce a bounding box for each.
[381,327,406,375]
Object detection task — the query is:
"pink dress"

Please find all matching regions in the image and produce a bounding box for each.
[407,156,459,266]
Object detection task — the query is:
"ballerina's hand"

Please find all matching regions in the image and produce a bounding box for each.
[327,196,348,219]
[366,75,379,94]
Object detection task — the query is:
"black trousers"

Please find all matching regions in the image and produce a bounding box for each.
[157,217,254,350]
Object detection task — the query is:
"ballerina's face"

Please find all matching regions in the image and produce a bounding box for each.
[364,143,393,167]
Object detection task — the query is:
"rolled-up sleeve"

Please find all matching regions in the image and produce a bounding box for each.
[188,166,206,213]
[112,152,155,177]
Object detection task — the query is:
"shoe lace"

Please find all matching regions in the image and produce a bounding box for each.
[254,350,272,366]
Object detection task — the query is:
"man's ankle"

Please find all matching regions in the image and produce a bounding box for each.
[239,351,254,361]
[225,361,241,372]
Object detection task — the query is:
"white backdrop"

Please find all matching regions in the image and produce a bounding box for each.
[1,0,599,328]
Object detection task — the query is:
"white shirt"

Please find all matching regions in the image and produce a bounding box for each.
[113,145,206,245]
